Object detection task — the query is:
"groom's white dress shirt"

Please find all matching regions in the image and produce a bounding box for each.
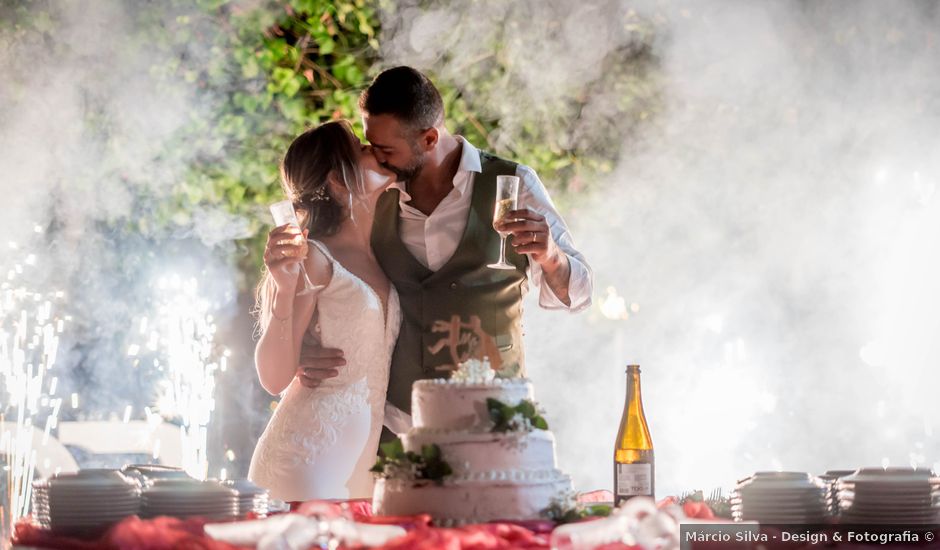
[386,137,593,311]
[383,137,594,435]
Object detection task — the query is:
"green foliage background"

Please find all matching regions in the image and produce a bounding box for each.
[148,0,388,277]
[5,0,660,281]
[152,0,660,281]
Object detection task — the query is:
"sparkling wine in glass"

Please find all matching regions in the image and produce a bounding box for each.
[269,199,318,295]
[487,175,520,270]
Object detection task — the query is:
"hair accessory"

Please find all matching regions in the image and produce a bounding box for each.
[311,186,330,202]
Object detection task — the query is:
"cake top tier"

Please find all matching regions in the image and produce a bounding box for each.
[412,376,534,431]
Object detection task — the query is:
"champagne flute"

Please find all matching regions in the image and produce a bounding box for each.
[269,199,318,295]
[487,175,520,270]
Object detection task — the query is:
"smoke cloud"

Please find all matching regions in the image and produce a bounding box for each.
[0,0,251,459]
[378,0,940,496]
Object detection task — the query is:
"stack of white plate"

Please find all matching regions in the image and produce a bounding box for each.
[220,479,270,517]
[32,469,141,536]
[140,478,239,521]
[837,467,940,524]
[732,471,830,523]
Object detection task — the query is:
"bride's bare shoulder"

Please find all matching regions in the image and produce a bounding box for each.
[304,240,334,288]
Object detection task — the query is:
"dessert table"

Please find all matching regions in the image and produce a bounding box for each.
[14,492,936,550]
[11,495,639,550]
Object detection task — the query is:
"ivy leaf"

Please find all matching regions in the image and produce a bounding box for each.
[488,398,550,432]
[317,37,335,55]
[516,400,536,417]
[282,75,302,98]
[421,444,441,462]
[380,438,404,460]
[486,398,504,420]
[373,439,453,484]
[423,460,452,485]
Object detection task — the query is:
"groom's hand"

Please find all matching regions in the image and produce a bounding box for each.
[498,209,562,267]
[498,208,572,306]
[296,341,345,389]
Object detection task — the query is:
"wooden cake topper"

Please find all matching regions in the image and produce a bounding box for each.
[427,315,503,374]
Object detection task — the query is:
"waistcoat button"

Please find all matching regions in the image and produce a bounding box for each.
[449,282,458,290]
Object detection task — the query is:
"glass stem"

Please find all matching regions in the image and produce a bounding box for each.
[297,265,316,295]
[498,235,508,265]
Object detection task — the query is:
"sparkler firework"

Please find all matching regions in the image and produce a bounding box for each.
[1,241,67,545]
[1,252,229,547]
[142,273,227,480]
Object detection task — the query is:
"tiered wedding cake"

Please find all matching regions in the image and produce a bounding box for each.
[372,358,573,525]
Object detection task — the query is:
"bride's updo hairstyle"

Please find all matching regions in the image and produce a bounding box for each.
[280,119,365,238]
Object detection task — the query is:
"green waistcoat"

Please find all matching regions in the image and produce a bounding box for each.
[371,151,529,414]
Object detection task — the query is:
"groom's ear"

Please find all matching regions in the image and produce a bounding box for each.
[420,127,439,151]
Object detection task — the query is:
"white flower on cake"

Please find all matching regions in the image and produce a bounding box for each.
[506,412,532,432]
[385,461,418,483]
[487,398,549,434]
[450,357,496,384]
[371,438,454,485]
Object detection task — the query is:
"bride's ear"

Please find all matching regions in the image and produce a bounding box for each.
[325,173,345,199]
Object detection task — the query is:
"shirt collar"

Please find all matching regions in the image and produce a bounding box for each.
[385,136,482,200]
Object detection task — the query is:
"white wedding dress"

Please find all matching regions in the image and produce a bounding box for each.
[248,240,400,501]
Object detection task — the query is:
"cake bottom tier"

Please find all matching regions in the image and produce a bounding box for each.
[373,472,572,526]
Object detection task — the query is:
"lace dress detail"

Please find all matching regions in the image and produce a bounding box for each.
[263,378,369,469]
[249,240,401,501]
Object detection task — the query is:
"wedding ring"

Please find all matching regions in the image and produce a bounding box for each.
[533,232,538,243]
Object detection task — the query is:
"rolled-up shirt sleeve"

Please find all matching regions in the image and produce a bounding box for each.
[516,165,594,313]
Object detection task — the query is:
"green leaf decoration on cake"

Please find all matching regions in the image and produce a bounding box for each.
[380,438,405,461]
[421,444,441,461]
[371,438,453,484]
[487,398,549,432]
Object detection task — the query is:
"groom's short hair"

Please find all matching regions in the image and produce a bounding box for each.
[359,66,444,132]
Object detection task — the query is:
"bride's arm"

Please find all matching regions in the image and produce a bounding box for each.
[255,231,331,395]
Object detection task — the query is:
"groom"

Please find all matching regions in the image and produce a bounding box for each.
[299,66,592,433]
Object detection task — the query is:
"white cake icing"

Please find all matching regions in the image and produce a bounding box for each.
[373,472,571,526]
[373,363,573,525]
[412,377,534,431]
[402,429,558,476]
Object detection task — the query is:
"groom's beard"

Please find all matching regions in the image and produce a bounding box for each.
[384,155,425,183]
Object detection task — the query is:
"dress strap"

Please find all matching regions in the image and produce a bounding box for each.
[308,239,337,265]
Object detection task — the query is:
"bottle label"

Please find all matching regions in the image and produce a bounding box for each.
[616,463,652,495]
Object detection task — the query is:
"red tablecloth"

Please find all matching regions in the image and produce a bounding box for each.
[13,495,639,550]
[14,516,241,550]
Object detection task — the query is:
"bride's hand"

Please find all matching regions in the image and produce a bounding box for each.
[263,224,309,291]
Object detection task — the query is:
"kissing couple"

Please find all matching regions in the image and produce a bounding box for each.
[248,66,593,502]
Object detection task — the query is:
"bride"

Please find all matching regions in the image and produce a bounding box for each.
[248,120,399,501]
